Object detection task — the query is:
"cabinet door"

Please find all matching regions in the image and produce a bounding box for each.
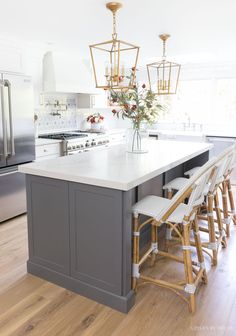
[69,182,123,295]
[36,143,61,160]
[77,92,107,108]
[26,176,70,275]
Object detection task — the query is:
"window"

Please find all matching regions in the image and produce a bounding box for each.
[161,77,236,125]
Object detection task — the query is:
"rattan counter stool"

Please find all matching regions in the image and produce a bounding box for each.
[220,148,236,236]
[131,160,214,313]
[162,146,236,265]
[166,146,236,236]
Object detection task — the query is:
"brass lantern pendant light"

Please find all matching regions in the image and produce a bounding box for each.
[89,2,140,91]
[147,34,181,95]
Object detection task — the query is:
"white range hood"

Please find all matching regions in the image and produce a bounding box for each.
[42,51,98,94]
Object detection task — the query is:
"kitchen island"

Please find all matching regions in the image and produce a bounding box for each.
[20,140,212,313]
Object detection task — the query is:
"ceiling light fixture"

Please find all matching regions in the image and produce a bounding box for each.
[146,34,181,95]
[89,2,140,91]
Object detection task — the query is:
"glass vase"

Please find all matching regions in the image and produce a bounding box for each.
[127,126,149,154]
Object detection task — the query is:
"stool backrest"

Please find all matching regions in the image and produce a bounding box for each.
[157,156,218,222]
[157,144,236,223]
[207,144,236,192]
[223,146,236,177]
[183,164,213,218]
[208,154,231,193]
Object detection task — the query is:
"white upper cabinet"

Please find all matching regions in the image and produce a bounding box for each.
[42,51,98,94]
[0,45,23,74]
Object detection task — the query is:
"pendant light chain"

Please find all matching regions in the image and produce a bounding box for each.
[112,12,117,40]
[162,39,166,61]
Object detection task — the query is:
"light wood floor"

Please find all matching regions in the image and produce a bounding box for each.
[1,198,236,336]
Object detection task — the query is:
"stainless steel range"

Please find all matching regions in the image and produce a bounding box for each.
[39,131,111,155]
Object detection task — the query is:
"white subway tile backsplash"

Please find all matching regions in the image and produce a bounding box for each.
[36,93,79,133]
[35,93,129,135]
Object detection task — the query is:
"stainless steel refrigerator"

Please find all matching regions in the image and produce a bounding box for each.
[0,73,35,223]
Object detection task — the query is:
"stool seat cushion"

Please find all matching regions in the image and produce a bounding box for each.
[163,177,210,195]
[184,166,201,177]
[163,177,188,191]
[132,195,188,223]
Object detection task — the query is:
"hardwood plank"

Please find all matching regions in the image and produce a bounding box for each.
[10,290,75,336]
[0,293,49,335]
[0,275,44,315]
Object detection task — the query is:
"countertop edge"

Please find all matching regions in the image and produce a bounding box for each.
[20,143,213,191]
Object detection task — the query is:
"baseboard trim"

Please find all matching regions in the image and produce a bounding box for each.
[27,261,135,313]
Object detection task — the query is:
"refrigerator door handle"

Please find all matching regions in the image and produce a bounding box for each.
[4,80,15,156]
[0,81,8,158]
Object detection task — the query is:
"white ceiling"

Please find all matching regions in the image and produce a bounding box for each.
[0,0,236,65]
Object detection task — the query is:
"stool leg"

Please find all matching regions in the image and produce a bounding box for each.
[207,194,218,266]
[164,189,173,251]
[150,225,158,266]
[214,190,227,248]
[227,179,236,225]
[182,220,196,313]
[167,189,173,199]
[193,218,207,284]
[132,216,140,291]
[222,181,230,237]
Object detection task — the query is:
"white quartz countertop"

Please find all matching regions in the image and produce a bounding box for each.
[20,140,213,191]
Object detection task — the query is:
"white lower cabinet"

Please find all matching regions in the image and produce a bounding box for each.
[36,142,62,161]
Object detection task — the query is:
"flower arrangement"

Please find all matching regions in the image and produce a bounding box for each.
[109,80,164,153]
[87,113,104,124]
[110,83,164,130]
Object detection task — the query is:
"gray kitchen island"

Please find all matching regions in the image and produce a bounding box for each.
[20,140,212,313]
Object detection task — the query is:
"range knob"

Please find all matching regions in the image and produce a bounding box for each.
[91,141,96,146]
[81,144,84,148]
[85,142,90,147]
[67,146,72,150]
[76,144,81,148]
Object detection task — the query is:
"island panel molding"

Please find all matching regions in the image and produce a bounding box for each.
[26,177,70,275]
[69,182,123,295]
